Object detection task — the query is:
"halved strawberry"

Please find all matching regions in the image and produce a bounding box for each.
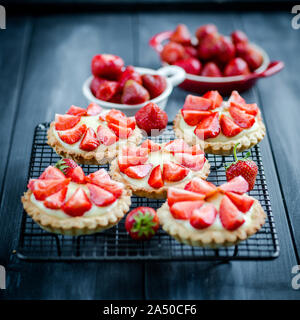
[220,114,243,137]
[106,109,135,130]
[66,105,87,116]
[124,164,153,179]
[30,178,70,201]
[184,177,218,197]
[86,103,103,116]
[85,168,110,184]
[87,183,116,207]
[228,90,246,104]
[167,187,205,206]
[58,124,87,144]
[194,112,220,139]
[229,106,255,129]
[44,187,68,209]
[148,165,164,189]
[141,139,161,152]
[39,166,65,180]
[163,162,189,182]
[219,195,245,230]
[118,155,148,172]
[92,179,123,198]
[62,187,92,216]
[225,191,254,213]
[230,101,259,116]
[190,203,217,229]
[170,200,204,220]
[55,114,81,131]
[68,166,86,184]
[202,91,223,109]
[164,139,191,154]
[189,145,205,155]
[219,176,249,194]
[108,122,133,139]
[79,127,100,151]
[97,125,118,146]
[174,153,206,171]
[121,145,148,158]
[182,95,212,111]
[181,109,212,126]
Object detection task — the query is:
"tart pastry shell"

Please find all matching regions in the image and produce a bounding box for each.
[47,122,142,165]
[173,112,266,155]
[21,188,132,236]
[109,158,210,199]
[157,200,266,248]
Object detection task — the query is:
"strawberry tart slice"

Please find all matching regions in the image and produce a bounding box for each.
[110,139,210,199]
[157,176,266,247]
[47,104,142,165]
[21,159,131,235]
[173,90,266,155]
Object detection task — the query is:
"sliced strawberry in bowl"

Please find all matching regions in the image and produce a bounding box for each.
[62,187,92,216]
[55,114,81,131]
[184,177,218,197]
[220,114,243,137]
[44,187,68,209]
[58,124,87,144]
[66,105,87,116]
[170,200,204,220]
[167,187,205,207]
[230,101,259,116]
[87,183,116,207]
[97,125,118,146]
[181,109,212,126]
[182,95,212,111]
[148,165,164,189]
[31,178,70,201]
[141,139,161,152]
[202,90,223,109]
[79,127,100,151]
[162,161,189,182]
[219,195,245,230]
[170,23,191,45]
[86,103,103,116]
[219,176,249,194]
[39,166,66,180]
[124,164,153,179]
[194,112,220,140]
[229,105,255,129]
[190,203,217,229]
[174,153,206,171]
[225,191,254,213]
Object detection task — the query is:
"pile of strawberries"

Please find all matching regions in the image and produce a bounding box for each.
[91,54,167,104]
[118,139,206,188]
[28,160,123,216]
[181,90,259,138]
[160,24,263,77]
[168,176,254,230]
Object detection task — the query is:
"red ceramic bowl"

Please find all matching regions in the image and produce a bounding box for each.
[149,31,284,95]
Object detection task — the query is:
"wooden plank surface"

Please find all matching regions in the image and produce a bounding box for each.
[137,11,299,299]
[0,10,299,299]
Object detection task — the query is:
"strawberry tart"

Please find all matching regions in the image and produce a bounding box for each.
[21,159,131,236]
[174,90,266,155]
[110,139,210,199]
[47,104,142,165]
[157,176,266,247]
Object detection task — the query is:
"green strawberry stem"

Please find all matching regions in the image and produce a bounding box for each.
[226,143,251,170]
[132,211,157,237]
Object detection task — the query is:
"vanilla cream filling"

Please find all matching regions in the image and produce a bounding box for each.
[54,112,130,150]
[175,192,255,231]
[30,182,118,219]
[179,101,259,143]
[120,150,194,188]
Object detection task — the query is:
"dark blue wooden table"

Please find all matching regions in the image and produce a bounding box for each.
[0,7,300,299]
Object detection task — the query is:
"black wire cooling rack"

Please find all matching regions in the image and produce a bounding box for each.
[17,122,279,261]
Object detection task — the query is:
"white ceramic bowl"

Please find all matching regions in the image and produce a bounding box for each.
[82,65,186,116]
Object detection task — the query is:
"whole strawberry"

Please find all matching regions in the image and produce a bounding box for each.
[225,143,258,191]
[55,158,78,176]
